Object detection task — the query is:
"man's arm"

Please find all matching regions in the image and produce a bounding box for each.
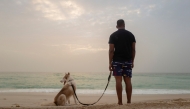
[131,42,136,68]
[109,44,114,71]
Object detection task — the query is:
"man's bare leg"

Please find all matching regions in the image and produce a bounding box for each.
[115,76,123,105]
[123,76,132,103]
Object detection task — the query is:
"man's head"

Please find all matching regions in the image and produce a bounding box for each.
[116,19,125,29]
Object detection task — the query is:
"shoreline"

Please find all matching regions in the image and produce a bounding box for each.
[0,92,190,109]
[1,89,190,94]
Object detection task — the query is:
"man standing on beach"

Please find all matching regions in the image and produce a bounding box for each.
[108,19,136,105]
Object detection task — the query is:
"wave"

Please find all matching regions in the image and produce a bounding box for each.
[0,89,190,94]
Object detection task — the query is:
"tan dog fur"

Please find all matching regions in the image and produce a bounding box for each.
[54,72,77,106]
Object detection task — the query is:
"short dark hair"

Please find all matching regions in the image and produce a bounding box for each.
[117,19,125,27]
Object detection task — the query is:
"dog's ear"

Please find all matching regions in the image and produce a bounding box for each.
[68,72,70,75]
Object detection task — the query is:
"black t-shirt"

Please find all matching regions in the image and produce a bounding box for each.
[108,29,136,61]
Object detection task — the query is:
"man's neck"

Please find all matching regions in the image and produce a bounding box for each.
[117,27,125,29]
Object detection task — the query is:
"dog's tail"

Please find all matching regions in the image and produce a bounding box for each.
[41,102,56,106]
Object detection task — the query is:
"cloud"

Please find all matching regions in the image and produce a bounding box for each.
[49,44,107,53]
[148,4,156,9]
[71,46,107,53]
[127,9,141,15]
[60,1,84,18]
[16,0,22,5]
[145,4,156,16]
[32,0,84,21]
[32,0,66,20]
[118,6,141,15]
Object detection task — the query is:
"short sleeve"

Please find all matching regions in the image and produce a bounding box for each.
[108,34,115,44]
[130,33,136,42]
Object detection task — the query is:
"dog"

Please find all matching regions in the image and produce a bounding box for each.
[41,72,77,106]
[54,72,77,106]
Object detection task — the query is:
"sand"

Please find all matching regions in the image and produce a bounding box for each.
[0,92,190,109]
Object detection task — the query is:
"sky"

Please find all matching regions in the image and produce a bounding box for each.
[0,0,190,73]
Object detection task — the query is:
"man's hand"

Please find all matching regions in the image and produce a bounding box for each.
[131,62,134,68]
[131,42,136,69]
[109,64,113,71]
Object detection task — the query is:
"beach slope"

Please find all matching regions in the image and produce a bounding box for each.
[0,92,190,109]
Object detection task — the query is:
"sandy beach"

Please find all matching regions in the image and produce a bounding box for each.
[0,92,190,109]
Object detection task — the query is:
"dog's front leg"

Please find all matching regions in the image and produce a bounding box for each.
[67,98,70,104]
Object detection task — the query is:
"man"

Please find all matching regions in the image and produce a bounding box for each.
[108,19,136,105]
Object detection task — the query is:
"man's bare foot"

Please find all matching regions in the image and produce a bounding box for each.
[118,102,123,105]
[127,101,131,104]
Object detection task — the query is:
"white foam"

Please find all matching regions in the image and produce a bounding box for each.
[0,89,190,94]
[0,89,59,93]
[133,89,190,94]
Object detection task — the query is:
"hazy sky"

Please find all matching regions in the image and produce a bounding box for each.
[0,0,190,73]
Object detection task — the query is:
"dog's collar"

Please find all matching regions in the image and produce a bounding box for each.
[67,79,74,86]
[67,79,73,82]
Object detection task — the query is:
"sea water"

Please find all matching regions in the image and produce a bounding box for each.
[0,72,190,94]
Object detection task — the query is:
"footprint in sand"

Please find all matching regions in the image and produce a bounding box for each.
[3,98,6,100]
[12,104,20,107]
[42,99,47,101]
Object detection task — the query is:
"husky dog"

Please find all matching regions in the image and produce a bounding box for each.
[54,72,77,106]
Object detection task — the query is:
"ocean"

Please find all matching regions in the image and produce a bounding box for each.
[0,72,190,94]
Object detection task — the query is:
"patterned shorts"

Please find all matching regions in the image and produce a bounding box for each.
[112,61,132,78]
